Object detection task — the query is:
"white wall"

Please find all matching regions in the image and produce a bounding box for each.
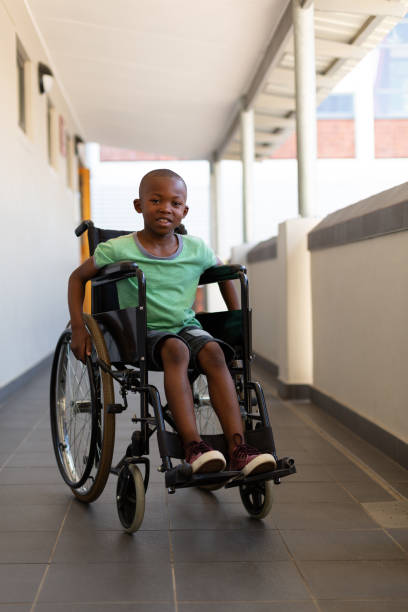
[0,1,82,389]
[87,150,211,245]
[209,155,408,268]
[247,259,280,366]
[311,231,408,443]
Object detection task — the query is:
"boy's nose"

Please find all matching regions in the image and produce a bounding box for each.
[158,200,172,212]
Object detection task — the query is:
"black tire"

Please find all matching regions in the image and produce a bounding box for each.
[116,463,145,533]
[239,480,273,519]
[50,314,115,503]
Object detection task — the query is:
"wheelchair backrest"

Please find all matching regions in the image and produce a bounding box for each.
[87,225,133,314]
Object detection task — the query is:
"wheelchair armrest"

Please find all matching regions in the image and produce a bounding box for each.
[198,264,246,285]
[92,261,145,288]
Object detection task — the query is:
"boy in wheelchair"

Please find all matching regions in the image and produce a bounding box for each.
[68,168,276,478]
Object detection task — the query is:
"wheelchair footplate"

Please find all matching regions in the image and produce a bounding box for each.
[165,456,296,490]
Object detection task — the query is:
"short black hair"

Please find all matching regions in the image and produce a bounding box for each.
[139,169,187,197]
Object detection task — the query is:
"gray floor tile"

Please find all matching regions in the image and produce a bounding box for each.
[288,463,334,483]
[6,452,57,468]
[281,529,406,560]
[388,528,408,552]
[171,529,287,562]
[179,604,316,612]
[175,561,310,601]
[0,467,62,485]
[341,480,395,502]
[53,529,170,563]
[393,482,408,497]
[0,484,71,506]
[169,501,274,530]
[325,464,382,483]
[64,500,169,532]
[0,531,55,563]
[299,560,408,599]
[36,605,173,612]
[0,454,10,467]
[0,563,45,603]
[318,602,408,612]
[14,438,54,453]
[0,504,68,531]
[272,502,378,530]
[0,606,31,612]
[38,562,173,603]
[273,482,352,503]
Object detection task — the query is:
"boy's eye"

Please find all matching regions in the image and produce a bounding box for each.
[151,199,159,204]
[173,201,182,207]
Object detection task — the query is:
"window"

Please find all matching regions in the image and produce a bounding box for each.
[16,39,28,131]
[317,94,354,119]
[374,15,408,118]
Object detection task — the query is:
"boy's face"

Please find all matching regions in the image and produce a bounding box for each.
[134,176,188,235]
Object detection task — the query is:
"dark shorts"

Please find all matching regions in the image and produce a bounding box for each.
[146,326,235,371]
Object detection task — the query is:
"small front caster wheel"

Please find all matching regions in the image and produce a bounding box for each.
[239,480,273,519]
[116,463,145,533]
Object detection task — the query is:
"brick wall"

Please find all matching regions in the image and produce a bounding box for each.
[374,119,408,158]
[270,120,355,159]
[100,120,408,162]
[270,119,408,159]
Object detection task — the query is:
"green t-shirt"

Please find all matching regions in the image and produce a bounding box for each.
[93,232,217,333]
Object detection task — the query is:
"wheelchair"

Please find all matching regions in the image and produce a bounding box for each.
[50,220,296,533]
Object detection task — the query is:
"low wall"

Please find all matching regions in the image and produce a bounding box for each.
[245,181,408,468]
[247,238,279,369]
[309,182,408,452]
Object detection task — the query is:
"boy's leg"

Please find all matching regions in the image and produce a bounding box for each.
[197,341,277,475]
[196,341,244,455]
[160,337,200,444]
[159,337,226,473]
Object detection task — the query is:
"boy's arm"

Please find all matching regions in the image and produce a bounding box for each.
[216,258,240,311]
[68,257,99,362]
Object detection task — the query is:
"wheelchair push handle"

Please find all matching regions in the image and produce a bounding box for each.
[75,219,94,237]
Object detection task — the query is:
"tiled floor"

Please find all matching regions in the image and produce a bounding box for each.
[1,363,408,611]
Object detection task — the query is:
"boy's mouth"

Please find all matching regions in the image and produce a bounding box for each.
[156,217,172,225]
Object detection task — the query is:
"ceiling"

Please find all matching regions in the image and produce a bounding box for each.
[27,0,408,160]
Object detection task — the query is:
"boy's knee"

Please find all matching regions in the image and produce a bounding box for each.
[160,337,189,365]
[197,341,226,370]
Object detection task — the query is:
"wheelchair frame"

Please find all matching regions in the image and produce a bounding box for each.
[50,220,295,532]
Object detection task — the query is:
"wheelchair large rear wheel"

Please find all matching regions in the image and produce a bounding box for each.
[50,314,115,503]
[192,374,226,490]
[193,374,223,435]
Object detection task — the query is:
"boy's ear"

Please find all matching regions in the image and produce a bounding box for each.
[182,205,189,219]
[133,198,142,213]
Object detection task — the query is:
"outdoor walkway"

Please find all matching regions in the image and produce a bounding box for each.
[1,361,408,611]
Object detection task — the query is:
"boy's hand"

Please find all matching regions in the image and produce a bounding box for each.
[71,325,93,363]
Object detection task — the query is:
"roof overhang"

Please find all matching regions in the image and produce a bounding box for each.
[219,0,408,160]
[26,0,408,160]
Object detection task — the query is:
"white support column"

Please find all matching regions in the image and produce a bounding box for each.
[241,108,255,242]
[293,0,317,218]
[209,159,222,255]
[354,51,377,160]
[208,160,226,312]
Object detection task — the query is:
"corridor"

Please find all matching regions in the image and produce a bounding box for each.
[0,361,407,611]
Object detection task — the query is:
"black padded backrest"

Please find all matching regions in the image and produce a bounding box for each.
[88,225,133,314]
[87,225,133,256]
